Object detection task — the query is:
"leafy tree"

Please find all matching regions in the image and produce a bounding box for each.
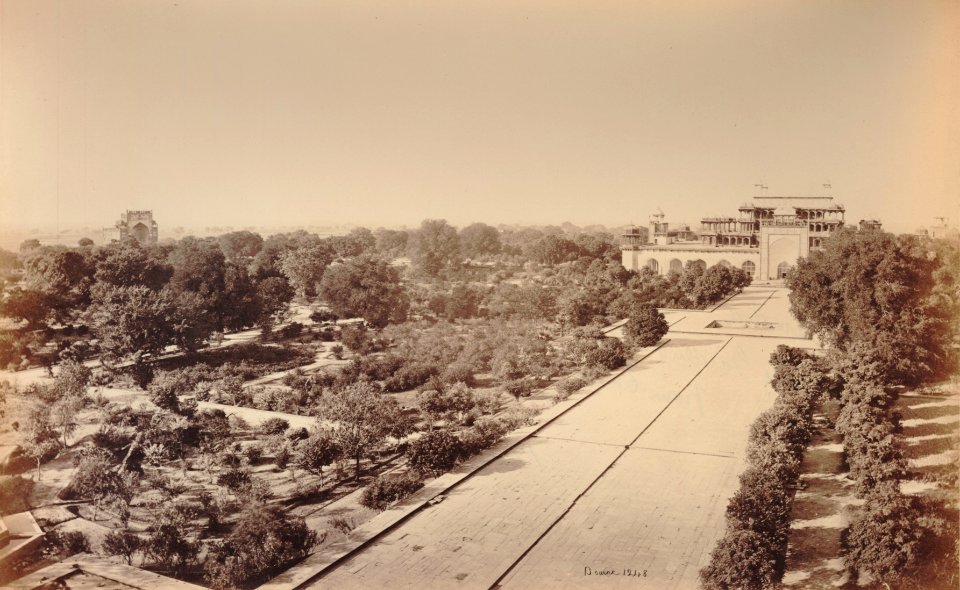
[326,227,376,259]
[65,448,133,521]
[319,254,409,328]
[317,382,410,479]
[21,248,94,319]
[256,276,294,330]
[445,283,483,320]
[102,531,142,565]
[418,382,476,425]
[166,237,259,332]
[18,403,61,480]
[85,284,175,369]
[373,228,409,258]
[278,242,334,297]
[93,244,172,290]
[218,230,264,262]
[295,430,341,488]
[203,505,318,590]
[527,234,579,265]
[0,475,34,514]
[788,230,958,386]
[0,287,54,328]
[459,222,502,257]
[410,219,461,276]
[694,264,734,305]
[145,523,198,576]
[623,303,669,348]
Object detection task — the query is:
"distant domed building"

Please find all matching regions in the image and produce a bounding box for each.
[116,210,158,245]
[622,194,863,281]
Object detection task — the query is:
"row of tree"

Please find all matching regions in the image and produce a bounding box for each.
[787,229,959,587]
[700,346,828,590]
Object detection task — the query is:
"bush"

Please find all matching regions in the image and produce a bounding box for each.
[0,475,33,513]
[360,471,424,510]
[259,418,290,435]
[274,446,291,470]
[842,485,925,585]
[459,418,509,457]
[383,363,440,393]
[47,529,91,556]
[279,322,304,339]
[408,430,464,476]
[244,445,263,464]
[700,529,780,590]
[554,376,587,402]
[584,337,626,371]
[623,304,669,348]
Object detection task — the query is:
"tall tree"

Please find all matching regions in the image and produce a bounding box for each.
[410,219,461,276]
[788,230,958,385]
[459,222,502,258]
[318,254,409,328]
[278,243,334,297]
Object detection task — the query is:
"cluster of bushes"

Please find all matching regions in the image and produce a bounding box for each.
[360,471,425,510]
[700,346,825,590]
[834,376,928,586]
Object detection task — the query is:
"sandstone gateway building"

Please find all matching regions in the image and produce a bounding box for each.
[621,195,853,281]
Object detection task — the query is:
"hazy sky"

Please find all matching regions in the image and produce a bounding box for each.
[2,0,957,234]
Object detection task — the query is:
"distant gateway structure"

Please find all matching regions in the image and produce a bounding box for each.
[116,210,158,245]
[622,195,856,281]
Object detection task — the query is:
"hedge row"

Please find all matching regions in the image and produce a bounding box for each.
[700,347,825,590]
[835,377,924,585]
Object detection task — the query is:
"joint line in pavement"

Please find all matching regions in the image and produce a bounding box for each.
[488,336,734,589]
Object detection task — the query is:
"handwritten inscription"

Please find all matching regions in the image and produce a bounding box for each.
[584,567,647,578]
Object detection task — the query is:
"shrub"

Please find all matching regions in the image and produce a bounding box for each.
[554,376,587,402]
[842,485,925,585]
[383,363,440,392]
[408,430,464,476]
[360,471,424,510]
[279,322,304,338]
[274,446,291,470]
[623,304,669,348]
[259,418,290,435]
[0,475,33,513]
[47,529,91,557]
[102,531,142,565]
[585,337,626,371]
[700,529,779,590]
[243,445,263,464]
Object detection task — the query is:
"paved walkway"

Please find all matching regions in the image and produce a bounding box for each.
[309,287,815,590]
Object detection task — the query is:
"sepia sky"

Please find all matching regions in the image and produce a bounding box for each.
[1,0,958,234]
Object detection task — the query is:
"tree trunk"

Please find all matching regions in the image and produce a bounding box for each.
[117,433,144,473]
[355,454,361,481]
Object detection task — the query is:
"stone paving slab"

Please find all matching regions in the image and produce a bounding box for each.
[539,337,729,447]
[314,437,623,590]
[637,336,813,457]
[497,449,742,590]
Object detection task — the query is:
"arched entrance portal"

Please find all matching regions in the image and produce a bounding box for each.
[777,261,792,279]
[131,223,150,243]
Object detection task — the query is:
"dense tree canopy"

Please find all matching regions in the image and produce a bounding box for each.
[318,254,409,328]
[410,219,461,276]
[788,229,958,385]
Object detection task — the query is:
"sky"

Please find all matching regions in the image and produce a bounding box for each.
[1,0,958,235]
